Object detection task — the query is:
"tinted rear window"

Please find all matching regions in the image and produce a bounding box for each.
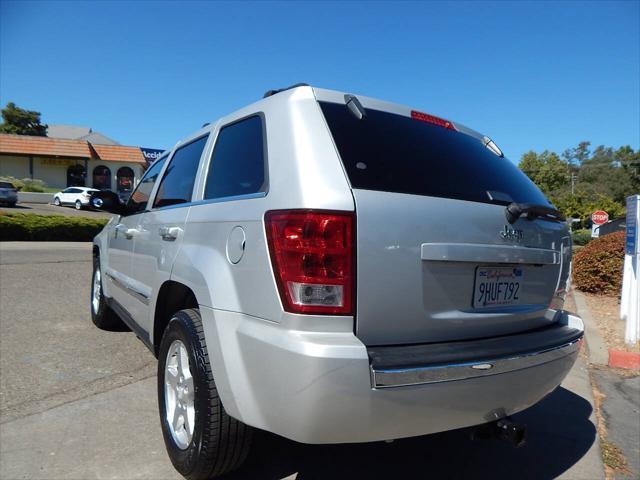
[320,102,550,206]
[204,115,266,200]
[0,182,14,188]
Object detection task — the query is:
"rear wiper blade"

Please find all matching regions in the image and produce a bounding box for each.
[505,203,565,224]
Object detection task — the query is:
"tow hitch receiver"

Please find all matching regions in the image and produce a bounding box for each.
[471,416,527,448]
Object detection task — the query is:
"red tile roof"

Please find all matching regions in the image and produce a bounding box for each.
[0,133,92,158]
[90,143,146,163]
[0,133,146,164]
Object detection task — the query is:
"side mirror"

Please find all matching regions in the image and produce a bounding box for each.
[90,190,125,215]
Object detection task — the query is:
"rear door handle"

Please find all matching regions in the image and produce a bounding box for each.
[115,224,136,239]
[159,226,181,241]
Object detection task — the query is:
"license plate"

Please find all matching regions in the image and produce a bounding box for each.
[473,266,523,308]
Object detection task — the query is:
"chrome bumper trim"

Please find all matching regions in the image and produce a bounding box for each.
[370,337,582,388]
[421,243,559,265]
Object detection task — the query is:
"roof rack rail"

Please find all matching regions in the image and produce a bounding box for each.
[263,83,309,98]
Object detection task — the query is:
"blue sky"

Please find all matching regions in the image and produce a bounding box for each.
[1,0,638,162]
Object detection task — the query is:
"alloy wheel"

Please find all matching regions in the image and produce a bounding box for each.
[164,340,195,450]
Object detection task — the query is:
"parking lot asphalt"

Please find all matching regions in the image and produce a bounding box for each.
[1,202,113,219]
[591,368,640,479]
[0,242,605,480]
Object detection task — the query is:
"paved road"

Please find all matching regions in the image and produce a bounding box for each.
[1,202,113,219]
[0,243,155,425]
[591,368,640,479]
[0,242,605,479]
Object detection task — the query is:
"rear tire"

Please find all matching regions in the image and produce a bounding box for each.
[75,200,82,210]
[53,197,61,206]
[91,255,126,331]
[158,309,253,479]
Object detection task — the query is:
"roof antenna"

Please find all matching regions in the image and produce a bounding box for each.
[263,83,309,98]
[344,94,366,120]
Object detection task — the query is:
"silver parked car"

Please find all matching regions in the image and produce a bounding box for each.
[0,181,18,207]
[90,84,584,479]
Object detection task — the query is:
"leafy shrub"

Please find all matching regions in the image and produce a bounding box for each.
[572,231,625,295]
[0,176,24,189]
[571,229,593,246]
[20,178,48,192]
[572,245,584,255]
[0,176,53,192]
[0,212,108,241]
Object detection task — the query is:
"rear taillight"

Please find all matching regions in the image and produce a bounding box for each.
[265,209,355,315]
[411,110,456,130]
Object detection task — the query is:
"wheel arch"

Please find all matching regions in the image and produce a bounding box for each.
[152,280,199,357]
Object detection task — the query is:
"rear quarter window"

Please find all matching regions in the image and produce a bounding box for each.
[320,101,550,206]
[204,115,267,200]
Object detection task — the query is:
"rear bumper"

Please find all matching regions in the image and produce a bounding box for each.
[200,307,583,444]
[369,315,583,388]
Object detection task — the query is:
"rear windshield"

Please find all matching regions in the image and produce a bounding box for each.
[319,101,550,206]
[0,182,14,189]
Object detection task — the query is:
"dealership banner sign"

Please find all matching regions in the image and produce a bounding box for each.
[140,148,165,164]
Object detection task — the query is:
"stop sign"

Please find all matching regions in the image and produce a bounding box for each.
[592,210,609,225]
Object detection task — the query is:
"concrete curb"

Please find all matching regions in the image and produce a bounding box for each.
[17,192,54,204]
[572,289,609,366]
[608,350,640,370]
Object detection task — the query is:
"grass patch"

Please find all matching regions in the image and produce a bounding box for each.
[0,212,108,241]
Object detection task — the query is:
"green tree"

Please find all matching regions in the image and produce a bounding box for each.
[577,145,636,204]
[0,102,48,136]
[520,141,637,225]
[519,150,569,196]
[551,188,625,227]
[562,141,591,168]
[616,145,640,193]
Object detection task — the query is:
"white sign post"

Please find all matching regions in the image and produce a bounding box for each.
[621,195,639,345]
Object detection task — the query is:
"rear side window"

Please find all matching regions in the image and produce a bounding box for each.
[204,115,266,200]
[126,156,167,214]
[154,135,208,208]
[0,182,14,188]
[320,102,550,206]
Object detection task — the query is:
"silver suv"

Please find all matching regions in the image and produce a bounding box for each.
[91,85,584,479]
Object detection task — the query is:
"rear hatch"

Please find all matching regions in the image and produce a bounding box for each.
[319,99,569,346]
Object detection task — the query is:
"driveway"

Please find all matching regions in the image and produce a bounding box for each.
[0,242,605,479]
[1,202,113,219]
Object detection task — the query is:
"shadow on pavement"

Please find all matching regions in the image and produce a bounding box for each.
[226,386,596,480]
[4,204,32,209]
